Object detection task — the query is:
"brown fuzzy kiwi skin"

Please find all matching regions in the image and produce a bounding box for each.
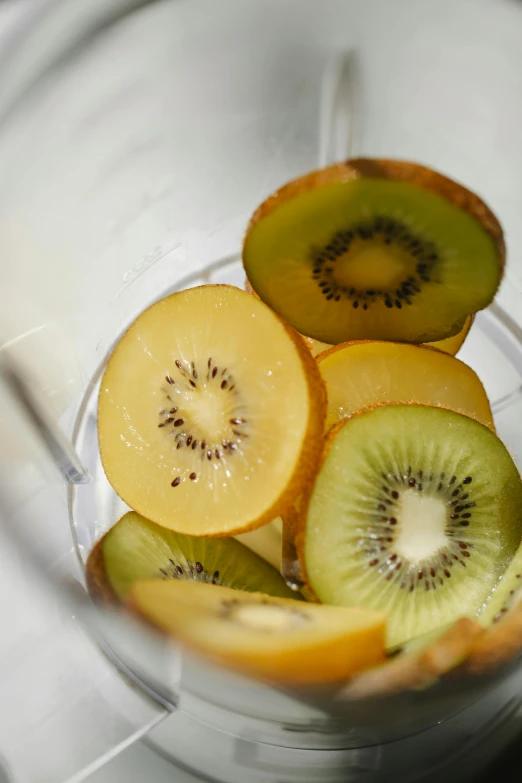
[313,339,495,432]
[99,284,327,539]
[244,278,258,298]
[338,618,484,700]
[85,538,119,606]
[466,603,522,675]
[244,159,505,279]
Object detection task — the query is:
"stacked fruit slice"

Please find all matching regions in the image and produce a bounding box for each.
[88,158,522,692]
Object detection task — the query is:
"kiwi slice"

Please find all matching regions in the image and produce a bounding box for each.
[86,511,297,603]
[236,518,283,570]
[247,281,473,358]
[294,314,473,358]
[479,544,522,626]
[129,580,386,684]
[468,546,522,674]
[98,285,326,536]
[316,340,494,431]
[341,618,483,699]
[425,314,474,356]
[243,159,504,344]
[468,595,522,674]
[299,405,522,648]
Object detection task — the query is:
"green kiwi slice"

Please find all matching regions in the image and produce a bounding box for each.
[480,544,522,626]
[243,159,504,344]
[86,511,298,603]
[300,404,522,648]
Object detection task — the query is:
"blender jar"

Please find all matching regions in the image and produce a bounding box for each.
[1,0,522,781]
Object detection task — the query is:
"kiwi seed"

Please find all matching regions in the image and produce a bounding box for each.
[302,404,522,647]
[310,217,438,310]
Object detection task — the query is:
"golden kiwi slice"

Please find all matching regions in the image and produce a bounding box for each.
[129,580,386,684]
[243,159,504,344]
[98,285,326,537]
[316,340,494,431]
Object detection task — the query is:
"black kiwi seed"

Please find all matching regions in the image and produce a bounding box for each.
[158,356,249,483]
[307,216,442,310]
[351,463,480,593]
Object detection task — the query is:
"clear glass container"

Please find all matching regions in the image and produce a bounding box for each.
[1,1,522,781]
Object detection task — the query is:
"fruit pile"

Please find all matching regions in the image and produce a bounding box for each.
[88,158,522,692]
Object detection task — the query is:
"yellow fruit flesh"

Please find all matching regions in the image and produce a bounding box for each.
[235,518,283,570]
[316,341,494,431]
[98,285,325,537]
[130,580,386,684]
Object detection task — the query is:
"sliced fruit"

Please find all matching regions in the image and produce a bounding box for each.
[98,285,326,536]
[245,280,473,357]
[468,603,522,674]
[281,515,305,591]
[129,580,386,684]
[305,319,475,358]
[316,340,494,431]
[86,511,297,603]
[302,335,333,357]
[479,543,522,626]
[425,314,474,356]
[300,404,522,648]
[243,159,504,344]
[340,619,483,699]
[236,518,283,570]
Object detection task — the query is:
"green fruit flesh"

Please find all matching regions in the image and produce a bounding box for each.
[88,511,297,602]
[304,405,522,647]
[480,545,522,625]
[244,179,500,344]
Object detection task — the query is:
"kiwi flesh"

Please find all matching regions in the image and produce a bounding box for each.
[479,544,522,626]
[86,511,297,603]
[283,313,473,359]
[245,280,474,358]
[316,340,494,431]
[98,285,326,537]
[300,404,522,648]
[425,314,474,356]
[468,546,522,674]
[468,599,522,674]
[236,518,283,571]
[243,159,504,344]
[129,579,386,684]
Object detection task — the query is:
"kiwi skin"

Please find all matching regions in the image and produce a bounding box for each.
[86,543,118,605]
[98,284,327,539]
[244,159,505,280]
